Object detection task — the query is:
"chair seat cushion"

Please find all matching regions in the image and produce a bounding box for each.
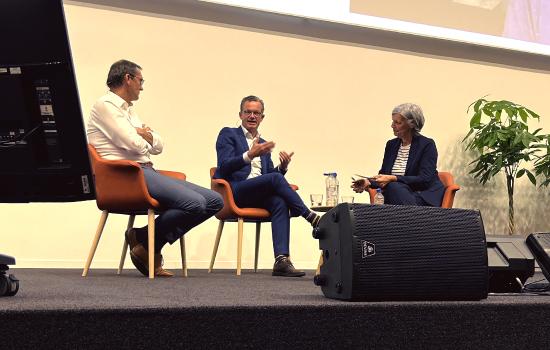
[216,207,270,220]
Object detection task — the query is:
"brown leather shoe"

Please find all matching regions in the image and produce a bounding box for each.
[125,228,140,250]
[130,244,149,277]
[154,254,174,277]
[129,244,174,277]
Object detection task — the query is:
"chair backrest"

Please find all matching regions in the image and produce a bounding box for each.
[88,144,159,211]
[367,171,460,208]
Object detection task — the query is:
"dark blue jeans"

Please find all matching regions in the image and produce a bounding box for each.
[142,167,223,244]
[231,172,309,257]
[383,182,429,206]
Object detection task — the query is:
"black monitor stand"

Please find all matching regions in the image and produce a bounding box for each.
[0,253,19,296]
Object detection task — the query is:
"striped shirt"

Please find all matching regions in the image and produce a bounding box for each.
[391,144,411,176]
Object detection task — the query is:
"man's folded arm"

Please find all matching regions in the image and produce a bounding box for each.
[91,101,152,155]
[147,130,163,155]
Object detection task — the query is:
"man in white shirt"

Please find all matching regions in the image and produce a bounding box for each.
[87,59,223,277]
[214,95,321,277]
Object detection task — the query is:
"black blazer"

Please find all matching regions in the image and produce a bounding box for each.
[378,134,444,206]
[214,127,285,183]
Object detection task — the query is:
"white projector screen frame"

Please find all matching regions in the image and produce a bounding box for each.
[200,0,550,57]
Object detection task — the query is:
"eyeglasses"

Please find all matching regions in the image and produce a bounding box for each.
[241,110,263,118]
[128,73,145,86]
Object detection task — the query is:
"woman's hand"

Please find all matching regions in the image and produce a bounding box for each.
[351,178,371,193]
[372,174,397,188]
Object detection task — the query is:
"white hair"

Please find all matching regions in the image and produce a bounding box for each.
[392,103,425,135]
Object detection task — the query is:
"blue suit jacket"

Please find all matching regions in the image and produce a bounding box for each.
[378,134,444,206]
[214,127,285,183]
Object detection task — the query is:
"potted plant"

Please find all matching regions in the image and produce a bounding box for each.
[463,98,546,234]
[535,134,550,187]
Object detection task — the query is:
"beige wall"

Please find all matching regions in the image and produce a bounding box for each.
[5,2,549,270]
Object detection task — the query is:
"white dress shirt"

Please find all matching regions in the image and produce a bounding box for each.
[87,91,163,164]
[241,126,263,179]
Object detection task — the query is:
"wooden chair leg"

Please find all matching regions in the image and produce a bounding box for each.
[82,210,109,277]
[147,209,155,279]
[237,218,244,276]
[254,222,261,273]
[180,236,187,277]
[208,220,224,273]
[316,252,324,276]
[117,215,135,275]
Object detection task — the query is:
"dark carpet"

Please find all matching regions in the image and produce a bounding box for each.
[1,269,550,349]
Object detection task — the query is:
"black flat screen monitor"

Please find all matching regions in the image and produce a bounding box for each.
[0,0,94,202]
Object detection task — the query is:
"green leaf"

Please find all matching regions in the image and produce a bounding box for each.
[496,131,507,141]
[518,109,529,123]
[522,134,531,148]
[526,108,540,119]
[513,132,522,145]
[525,170,537,185]
[482,107,495,119]
[470,111,482,128]
[495,110,502,122]
[473,99,483,113]
[516,169,526,178]
[495,156,503,170]
[462,128,474,142]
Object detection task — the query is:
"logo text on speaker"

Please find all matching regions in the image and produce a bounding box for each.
[361,240,375,258]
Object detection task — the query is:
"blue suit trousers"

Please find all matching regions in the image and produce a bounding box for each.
[231,173,308,256]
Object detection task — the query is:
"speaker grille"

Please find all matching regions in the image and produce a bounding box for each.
[350,204,487,300]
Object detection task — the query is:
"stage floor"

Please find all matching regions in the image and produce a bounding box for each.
[2,268,549,310]
[0,268,550,311]
[2,269,550,349]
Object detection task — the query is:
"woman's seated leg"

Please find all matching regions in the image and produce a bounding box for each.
[383,182,423,205]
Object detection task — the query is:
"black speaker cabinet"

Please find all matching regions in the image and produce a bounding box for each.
[314,204,488,301]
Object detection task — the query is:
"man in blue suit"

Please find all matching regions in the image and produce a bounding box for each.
[214,95,320,277]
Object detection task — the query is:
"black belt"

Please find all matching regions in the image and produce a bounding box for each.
[138,162,154,168]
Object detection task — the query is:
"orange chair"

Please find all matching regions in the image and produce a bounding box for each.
[367,171,460,208]
[208,167,298,275]
[82,144,187,279]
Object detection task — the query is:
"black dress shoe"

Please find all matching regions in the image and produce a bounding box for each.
[272,255,305,277]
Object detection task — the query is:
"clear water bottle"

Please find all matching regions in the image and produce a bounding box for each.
[374,188,384,205]
[324,172,339,206]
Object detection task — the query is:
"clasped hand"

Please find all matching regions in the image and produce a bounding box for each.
[372,174,396,188]
[135,124,153,145]
[351,178,371,193]
[350,174,397,192]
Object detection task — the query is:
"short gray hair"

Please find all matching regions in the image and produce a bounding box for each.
[392,103,425,135]
[106,59,142,88]
[240,95,265,113]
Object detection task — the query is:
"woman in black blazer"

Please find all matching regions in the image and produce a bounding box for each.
[352,103,444,206]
